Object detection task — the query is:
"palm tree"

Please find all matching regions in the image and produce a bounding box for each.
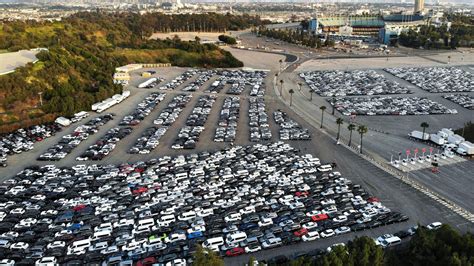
[298,82,303,91]
[279,79,284,96]
[336,118,344,140]
[357,125,368,154]
[348,123,356,146]
[309,89,313,101]
[319,106,326,129]
[420,122,429,141]
[279,59,283,72]
[288,89,295,106]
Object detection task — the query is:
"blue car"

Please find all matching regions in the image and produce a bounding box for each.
[187,231,203,239]
[239,223,258,231]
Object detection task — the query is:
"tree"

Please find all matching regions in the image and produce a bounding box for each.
[320,106,326,129]
[421,122,429,141]
[331,96,336,115]
[218,34,236,45]
[348,123,356,147]
[289,88,295,106]
[279,59,283,72]
[298,82,303,91]
[357,125,368,154]
[193,245,224,266]
[279,79,284,96]
[336,118,343,141]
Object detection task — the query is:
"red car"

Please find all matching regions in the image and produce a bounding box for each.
[294,227,309,237]
[311,213,329,222]
[136,257,156,266]
[72,204,86,211]
[295,191,309,197]
[226,247,245,257]
[367,197,380,203]
[132,187,148,195]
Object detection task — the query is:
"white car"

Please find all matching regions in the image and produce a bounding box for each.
[335,226,351,235]
[302,231,320,242]
[165,259,186,266]
[427,222,442,230]
[302,222,318,230]
[224,213,241,223]
[320,229,335,238]
[0,259,15,266]
[165,233,186,243]
[245,243,262,253]
[35,257,57,266]
[10,242,29,250]
[332,215,348,223]
[46,241,65,249]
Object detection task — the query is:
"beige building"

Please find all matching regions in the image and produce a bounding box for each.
[415,0,425,14]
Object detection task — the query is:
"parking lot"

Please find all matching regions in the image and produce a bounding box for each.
[385,67,474,93]
[300,70,410,97]
[0,141,411,265]
[328,96,456,116]
[443,94,474,110]
[0,60,472,265]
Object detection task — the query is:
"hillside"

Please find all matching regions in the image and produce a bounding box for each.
[0,12,264,133]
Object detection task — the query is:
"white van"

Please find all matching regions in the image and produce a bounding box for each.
[137,218,155,228]
[317,164,333,172]
[67,239,91,255]
[202,237,224,249]
[380,236,401,248]
[91,230,112,241]
[174,172,188,181]
[178,211,196,221]
[158,214,176,227]
[226,231,247,245]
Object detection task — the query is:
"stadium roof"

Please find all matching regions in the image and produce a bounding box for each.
[318,16,385,27]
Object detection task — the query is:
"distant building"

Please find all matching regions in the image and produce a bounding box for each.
[113,72,130,85]
[309,19,319,33]
[317,16,385,36]
[339,25,353,36]
[379,20,425,45]
[415,0,425,14]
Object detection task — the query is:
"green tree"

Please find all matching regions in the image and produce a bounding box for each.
[357,125,368,154]
[348,123,356,147]
[336,117,344,141]
[421,122,429,140]
[289,88,295,106]
[193,245,224,266]
[320,106,327,129]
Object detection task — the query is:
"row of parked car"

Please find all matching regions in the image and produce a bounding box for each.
[76,127,133,161]
[219,70,266,96]
[159,70,197,91]
[119,93,166,126]
[274,111,311,141]
[182,70,216,92]
[300,70,410,97]
[215,97,240,143]
[129,94,194,155]
[249,98,272,142]
[260,222,441,265]
[443,94,474,110]
[172,95,216,150]
[0,142,404,265]
[385,67,474,93]
[328,96,457,116]
[0,124,62,165]
[38,115,114,161]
